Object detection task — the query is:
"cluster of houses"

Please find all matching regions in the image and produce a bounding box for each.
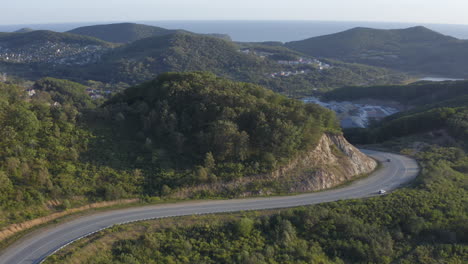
[277,58,331,70]
[269,69,310,78]
[0,41,108,66]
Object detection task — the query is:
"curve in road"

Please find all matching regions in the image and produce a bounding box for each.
[0,150,419,264]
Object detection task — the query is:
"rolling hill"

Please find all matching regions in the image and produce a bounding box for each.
[286,26,468,78]
[67,23,232,43]
[14,28,35,33]
[67,23,177,43]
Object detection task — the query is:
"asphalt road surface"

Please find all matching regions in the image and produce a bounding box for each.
[0,149,419,264]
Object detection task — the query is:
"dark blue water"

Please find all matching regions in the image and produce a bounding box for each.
[1,20,468,42]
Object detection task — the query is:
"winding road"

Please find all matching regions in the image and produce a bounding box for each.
[0,149,419,264]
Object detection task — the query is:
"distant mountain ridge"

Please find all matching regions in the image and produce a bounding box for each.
[67,22,232,43]
[14,28,35,33]
[286,26,468,77]
[67,23,177,43]
[0,23,408,94]
[71,31,406,92]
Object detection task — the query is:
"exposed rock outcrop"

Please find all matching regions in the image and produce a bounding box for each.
[172,133,377,198]
[284,133,377,191]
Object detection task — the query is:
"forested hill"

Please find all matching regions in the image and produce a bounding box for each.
[86,32,272,83]
[67,23,177,43]
[102,72,339,175]
[67,23,232,44]
[14,28,35,33]
[0,73,339,227]
[286,26,468,77]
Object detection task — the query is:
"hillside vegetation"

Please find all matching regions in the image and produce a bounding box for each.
[44,77,468,264]
[287,26,468,77]
[47,146,468,264]
[0,73,340,228]
[96,72,339,191]
[33,77,96,109]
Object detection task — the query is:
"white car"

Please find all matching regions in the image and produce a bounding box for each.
[378,189,386,195]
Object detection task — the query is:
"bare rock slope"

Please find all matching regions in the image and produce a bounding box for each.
[173,133,377,198]
[288,133,377,191]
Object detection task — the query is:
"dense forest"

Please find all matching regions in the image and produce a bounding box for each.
[47,145,468,264]
[0,81,141,227]
[0,72,339,227]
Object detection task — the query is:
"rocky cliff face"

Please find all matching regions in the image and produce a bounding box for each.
[281,133,377,192]
[172,133,377,198]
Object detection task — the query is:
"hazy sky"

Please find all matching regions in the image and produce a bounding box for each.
[2,0,468,25]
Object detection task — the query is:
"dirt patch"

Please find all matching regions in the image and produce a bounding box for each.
[0,199,139,242]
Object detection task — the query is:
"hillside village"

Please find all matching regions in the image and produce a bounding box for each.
[0,41,109,65]
[240,48,332,78]
[269,60,332,78]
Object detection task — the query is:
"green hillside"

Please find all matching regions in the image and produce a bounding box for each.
[0,73,339,227]
[98,72,339,187]
[67,23,232,43]
[67,23,176,43]
[0,81,139,227]
[42,77,468,264]
[286,26,468,78]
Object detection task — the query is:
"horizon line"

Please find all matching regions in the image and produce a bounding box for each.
[1,19,468,27]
